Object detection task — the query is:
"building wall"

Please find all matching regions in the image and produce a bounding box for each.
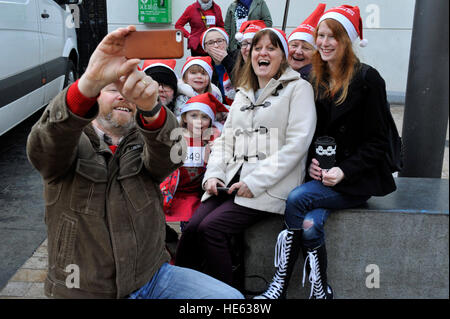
[106,0,416,103]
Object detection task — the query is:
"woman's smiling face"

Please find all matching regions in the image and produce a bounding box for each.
[251,34,284,88]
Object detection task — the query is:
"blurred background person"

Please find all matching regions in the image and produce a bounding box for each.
[225,0,272,53]
[176,0,225,56]
[142,59,178,113]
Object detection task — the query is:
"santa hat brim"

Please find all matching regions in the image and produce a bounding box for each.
[262,28,289,58]
[180,102,215,122]
[182,60,213,80]
[288,32,315,47]
[202,28,229,50]
[319,12,359,43]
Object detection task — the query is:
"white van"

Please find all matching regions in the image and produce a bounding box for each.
[0,0,81,136]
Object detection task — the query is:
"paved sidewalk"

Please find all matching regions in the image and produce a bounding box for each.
[0,105,448,299]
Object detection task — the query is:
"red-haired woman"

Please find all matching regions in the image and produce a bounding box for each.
[255,5,396,299]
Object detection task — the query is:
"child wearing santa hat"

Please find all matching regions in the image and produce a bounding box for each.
[160,93,228,233]
[174,56,224,120]
[256,5,396,300]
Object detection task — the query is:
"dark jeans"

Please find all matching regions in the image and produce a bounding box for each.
[175,193,269,286]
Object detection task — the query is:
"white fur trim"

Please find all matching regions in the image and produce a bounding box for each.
[181,102,215,121]
[182,60,213,80]
[202,28,229,50]
[288,32,315,47]
[242,32,256,41]
[319,11,359,43]
[262,28,289,58]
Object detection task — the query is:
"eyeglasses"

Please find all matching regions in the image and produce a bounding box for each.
[158,83,173,93]
[240,41,252,48]
[205,38,226,47]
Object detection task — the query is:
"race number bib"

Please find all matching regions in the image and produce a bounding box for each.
[205,15,216,26]
[184,146,205,167]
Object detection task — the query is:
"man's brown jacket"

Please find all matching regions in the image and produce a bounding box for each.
[27,88,183,298]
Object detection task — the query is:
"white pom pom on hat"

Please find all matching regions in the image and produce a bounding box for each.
[359,38,369,47]
[235,32,244,42]
[235,20,266,43]
[319,5,369,48]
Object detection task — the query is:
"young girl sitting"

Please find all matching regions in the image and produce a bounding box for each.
[161,92,229,236]
[174,56,224,122]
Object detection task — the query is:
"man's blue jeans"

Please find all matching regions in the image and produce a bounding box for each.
[285,180,370,249]
[128,263,244,299]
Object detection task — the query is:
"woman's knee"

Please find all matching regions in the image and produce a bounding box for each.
[301,217,325,247]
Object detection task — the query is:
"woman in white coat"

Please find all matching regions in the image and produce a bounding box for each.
[175,28,317,287]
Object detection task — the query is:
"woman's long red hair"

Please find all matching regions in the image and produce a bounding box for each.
[310,19,359,105]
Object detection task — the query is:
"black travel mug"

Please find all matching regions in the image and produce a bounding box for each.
[314,136,336,170]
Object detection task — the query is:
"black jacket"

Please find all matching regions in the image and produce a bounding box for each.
[309,63,396,197]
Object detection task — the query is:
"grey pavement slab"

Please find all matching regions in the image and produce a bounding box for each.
[0,111,46,291]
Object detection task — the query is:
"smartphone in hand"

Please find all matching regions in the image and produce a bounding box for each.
[216,187,238,195]
[124,30,184,59]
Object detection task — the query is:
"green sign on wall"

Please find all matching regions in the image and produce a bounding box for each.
[138,0,172,24]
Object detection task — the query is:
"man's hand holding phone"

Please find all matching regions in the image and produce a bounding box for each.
[78,25,141,98]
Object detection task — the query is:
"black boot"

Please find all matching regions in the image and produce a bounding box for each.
[254,229,302,299]
[303,244,333,299]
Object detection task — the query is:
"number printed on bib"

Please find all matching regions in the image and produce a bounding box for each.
[206,15,216,26]
[184,146,205,167]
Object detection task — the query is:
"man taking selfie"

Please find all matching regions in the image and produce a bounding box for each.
[26,25,243,299]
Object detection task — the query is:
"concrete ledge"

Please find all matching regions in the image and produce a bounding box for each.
[244,178,449,299]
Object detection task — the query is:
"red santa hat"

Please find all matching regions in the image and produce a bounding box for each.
[181,92,229,122]
[235,20,267,42]
[260,28,289,58]
[318,5,368,47]
[201,27,229,50]
[288,3,326,47]
[181,56,214,80]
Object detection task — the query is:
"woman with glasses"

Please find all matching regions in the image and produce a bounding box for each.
[201,27,237,105]
[175,28,317,291]
[231,20,266,85]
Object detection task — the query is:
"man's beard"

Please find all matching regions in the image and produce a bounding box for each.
[96,111,136,137]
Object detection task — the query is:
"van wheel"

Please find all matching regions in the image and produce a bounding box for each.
[64,60,77,88]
